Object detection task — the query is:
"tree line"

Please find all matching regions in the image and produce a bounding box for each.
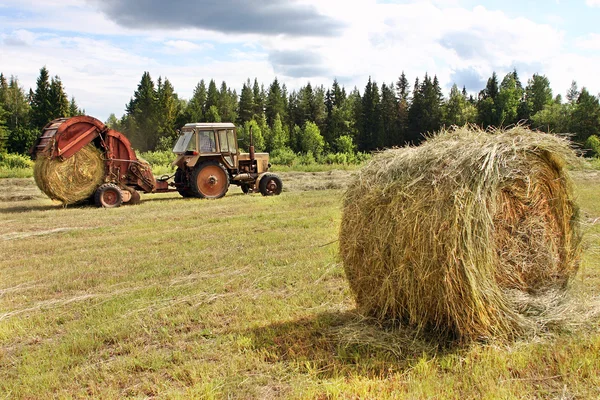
[1,66,600,158]
[0,67,84,154]
[108,70,600,156]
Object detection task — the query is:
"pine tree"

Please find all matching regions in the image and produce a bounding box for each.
[31,66,53,129]
[126,71,158,151]
[359,77,383,150]
[187,80,207,122]
[407,77,424,144]
[566,81,580,104]
[396,72,410,143]
[252,78,265,119]
[477,72,501,127]
[5,76,31,130]
[205,79,219,113]
[156,77,180,149]
[380,82,400,147]
[217,81,237,123]
[266,78,286,128]
[238,79,255,125]
[49,76,69,119]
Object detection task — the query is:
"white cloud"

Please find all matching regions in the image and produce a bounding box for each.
[575,33,600,50]
[0,0,599,122]
[586,0,600,7]
[163,40,213,53]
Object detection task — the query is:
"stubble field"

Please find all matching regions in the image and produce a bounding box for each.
[1,170,599,399]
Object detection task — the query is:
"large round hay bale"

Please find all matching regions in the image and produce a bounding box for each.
[339,126,581,341]
[34,144,105,205]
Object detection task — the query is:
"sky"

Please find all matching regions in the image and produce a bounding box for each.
[0,0,599,121]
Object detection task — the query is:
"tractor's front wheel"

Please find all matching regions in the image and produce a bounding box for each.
[191,161,230,199]
[94,183,123,208]
[259,174,283,196]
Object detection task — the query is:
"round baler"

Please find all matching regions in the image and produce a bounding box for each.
[30,116,171,207]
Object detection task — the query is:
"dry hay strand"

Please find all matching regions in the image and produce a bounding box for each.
[34,143,105,205]
[339,126,582,342]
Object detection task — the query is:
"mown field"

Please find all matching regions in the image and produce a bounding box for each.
[1,170,599,399]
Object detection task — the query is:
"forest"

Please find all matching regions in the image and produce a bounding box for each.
[1,66,600,161]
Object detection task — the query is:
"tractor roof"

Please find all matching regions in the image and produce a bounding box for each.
[183,122,236,129]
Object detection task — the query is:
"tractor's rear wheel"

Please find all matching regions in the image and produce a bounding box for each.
[175,168,194,198]
[94,183,123,208]
[191,161,230,199]
[259,174,283,196]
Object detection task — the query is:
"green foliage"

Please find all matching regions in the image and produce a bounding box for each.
[205,105,221,123]
[7,126,37,155]
[138,150,175,167]
[571,88,600,143]
[585,135,600,157]
[299,121,325,156]
[239,119,265,151]
[0,152,34,168]
[335,135,356,154]
[270,147,297,166]
[268,113,287,152]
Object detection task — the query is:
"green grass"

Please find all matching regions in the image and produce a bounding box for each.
[0,167,33,179]
[270,163,362,173]
[1,171,599,399]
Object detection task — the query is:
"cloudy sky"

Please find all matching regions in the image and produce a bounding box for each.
[1,0,599,121]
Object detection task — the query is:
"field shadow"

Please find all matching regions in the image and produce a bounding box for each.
[242,311,456,379]
[0,204,62,214]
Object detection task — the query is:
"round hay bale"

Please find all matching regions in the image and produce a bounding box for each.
[339,126,582,341]
[34,144,105,205]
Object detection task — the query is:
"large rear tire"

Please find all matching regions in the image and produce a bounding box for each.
[94,183,123,208]
[259,174,283,196]
[191,161,230,199]
[175,168,194,198]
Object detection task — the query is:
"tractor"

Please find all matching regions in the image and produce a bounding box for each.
[30,117,282,208]
[171,122,282,199]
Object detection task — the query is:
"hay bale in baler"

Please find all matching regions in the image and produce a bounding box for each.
[339,126,581,341]
[34,143,105,205]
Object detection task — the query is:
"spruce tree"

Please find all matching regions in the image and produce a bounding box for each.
[205,79,219,112]
[49,76,69,119]
[238,79,255,125]
[31,66,53,129]
[380,82,400,147]
[187,80,207,122]
[126,71,158,151]
[266,78,286,127]
[252,78,265,119]
[156,77,180,148]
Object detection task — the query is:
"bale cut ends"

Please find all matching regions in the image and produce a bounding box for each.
[339,126,581,341]
[34,143,105,205]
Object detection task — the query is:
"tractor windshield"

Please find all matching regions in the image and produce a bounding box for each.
[173,130,195,153]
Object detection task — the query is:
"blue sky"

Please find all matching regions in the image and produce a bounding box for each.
[0,0,599,121]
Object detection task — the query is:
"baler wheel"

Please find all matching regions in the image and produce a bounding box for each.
[191,161,230,199]
[259,174,283,196]
[241,183,250,194]
[95,183,123,208]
